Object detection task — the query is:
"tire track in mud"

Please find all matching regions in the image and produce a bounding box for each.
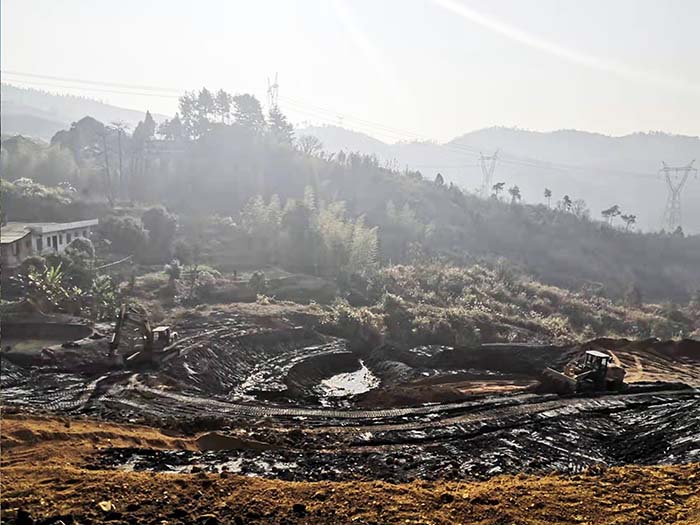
[98,374,698,427]
[91,390,700,482]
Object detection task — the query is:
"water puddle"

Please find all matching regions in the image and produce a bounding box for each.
[316,360,380,398]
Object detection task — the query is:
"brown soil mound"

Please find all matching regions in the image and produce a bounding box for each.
[2,414,699,525]
[587,338,700,385]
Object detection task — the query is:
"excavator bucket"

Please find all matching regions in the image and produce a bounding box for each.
[540,367,577,394]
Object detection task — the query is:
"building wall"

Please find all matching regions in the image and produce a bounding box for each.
[35,226,93,256]
[0,235,33,267]
[1,225,96,267]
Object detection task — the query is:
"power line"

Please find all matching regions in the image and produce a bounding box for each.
[2,69,182,94]
[3,77,180,99]
[1,70,675,183]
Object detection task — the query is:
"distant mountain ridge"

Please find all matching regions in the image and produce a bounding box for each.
[299,124,700,233]
[2,84,698,232]
[1,84,168,141]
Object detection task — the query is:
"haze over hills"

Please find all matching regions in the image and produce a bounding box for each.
[2,83,698,232]
[0,84,168,141]
[300,125,700,233]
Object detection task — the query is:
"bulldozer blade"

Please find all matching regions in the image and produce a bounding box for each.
[540,367,577,394]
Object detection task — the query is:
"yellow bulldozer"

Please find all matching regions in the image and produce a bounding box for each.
[541,350,626,394]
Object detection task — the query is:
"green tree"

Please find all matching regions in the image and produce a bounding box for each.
[508,185,521,203]
[179,88,216,138]
[491,182,505,199]
[601,204,621,225]
[214,89,233,123]
[233,94,266,133]
[99,215,148,255]
[562,195,573,212]
[544,188,552,208]
[620,213,637,231]
[142,206,178,261]
[133,111,156,144]
[267,105,294,145]
[158,113,184,140]
[197,88,216,122]
[297,135,323,156]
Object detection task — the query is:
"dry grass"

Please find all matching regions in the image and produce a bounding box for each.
[2,414,699,525]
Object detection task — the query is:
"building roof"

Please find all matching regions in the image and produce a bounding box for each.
[28,219,99,234]
[0,223,31,244]
[1,219,99,244]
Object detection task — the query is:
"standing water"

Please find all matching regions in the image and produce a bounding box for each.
[316,360,380,398]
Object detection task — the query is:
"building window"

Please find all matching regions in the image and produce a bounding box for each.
[25,238,31,249]
[36,237,43,251]
[59,234,64,245]
[12,242,19,255]
[83,230,88,237]
[52,236,58,250]
[67,233,72,243]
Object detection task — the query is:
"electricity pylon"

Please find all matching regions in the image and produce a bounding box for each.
[660,160,697,232]
[267,73,279,109]
[479,149,499,197]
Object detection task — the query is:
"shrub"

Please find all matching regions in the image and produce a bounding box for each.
[142,206,177,262]
[99,215,148,255]
[65,237,95,259]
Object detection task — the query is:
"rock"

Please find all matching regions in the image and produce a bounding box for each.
[126,503,140,512]
[97,501,114,513]
[196,514,219,525]
[470,495,498,506]
[17,510,34,525]
[312,490,328,501]
[168,509,188,519]
[439,492,454,504]
[38,515,74,525]
[292,503,307,516]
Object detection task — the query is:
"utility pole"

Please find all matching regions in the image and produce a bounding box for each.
[660,160,697,231]
[267,73,279,109]
[479,149,499,198]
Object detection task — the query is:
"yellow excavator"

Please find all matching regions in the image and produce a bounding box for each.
[109,304,179,364]
[541,350,626,394]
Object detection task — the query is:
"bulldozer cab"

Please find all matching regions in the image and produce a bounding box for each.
[583,350,611,371]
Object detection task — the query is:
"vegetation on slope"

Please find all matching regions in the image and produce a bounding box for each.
[2,88,699,306]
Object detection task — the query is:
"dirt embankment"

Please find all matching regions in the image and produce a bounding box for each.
[2,414,700,525]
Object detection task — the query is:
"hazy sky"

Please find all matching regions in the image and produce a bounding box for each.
[3,0,699,142]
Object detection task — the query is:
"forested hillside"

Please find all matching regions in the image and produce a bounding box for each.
[2,88,699,303]
[301,125,700,233]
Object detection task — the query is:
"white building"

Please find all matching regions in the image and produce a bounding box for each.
[1,219,99,267]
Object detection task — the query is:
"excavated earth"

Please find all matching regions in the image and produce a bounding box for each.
[2,307,700,488]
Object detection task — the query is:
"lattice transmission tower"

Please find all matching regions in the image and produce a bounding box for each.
[267,73,279,109]
[660,160,697,231]
[479,149,499,197]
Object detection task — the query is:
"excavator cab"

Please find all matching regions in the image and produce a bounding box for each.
[152,326,178,350]
[110,304,179,365]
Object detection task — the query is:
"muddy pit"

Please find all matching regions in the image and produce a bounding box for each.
[2,313,699,482]
[1,322,93,355]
